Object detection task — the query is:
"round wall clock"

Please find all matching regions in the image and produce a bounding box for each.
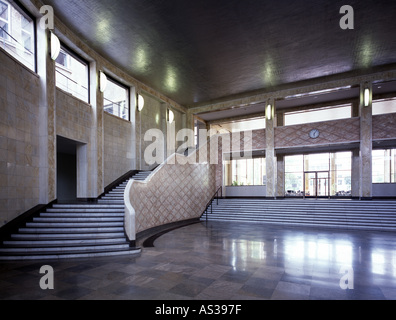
[309,129,320,139]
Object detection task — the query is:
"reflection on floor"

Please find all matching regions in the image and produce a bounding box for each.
[1,221,396,300]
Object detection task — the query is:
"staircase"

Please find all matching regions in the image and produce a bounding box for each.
[98,171,151,205]
[201,199,396,232]
[0,171,152,261]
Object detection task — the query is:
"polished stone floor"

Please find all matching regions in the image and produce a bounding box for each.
[1,221,396,300]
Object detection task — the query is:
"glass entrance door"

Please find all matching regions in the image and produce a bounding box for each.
[304,171,330,198]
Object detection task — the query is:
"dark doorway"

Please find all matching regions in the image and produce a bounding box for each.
[57,136,77,202]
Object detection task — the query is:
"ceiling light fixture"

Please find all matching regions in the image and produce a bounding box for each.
[50,32,61,61]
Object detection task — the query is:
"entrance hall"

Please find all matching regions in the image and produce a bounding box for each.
[1,222,396,300]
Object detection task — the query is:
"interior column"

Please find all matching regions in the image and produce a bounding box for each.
[266,99,276,199]
[360,82,373,199]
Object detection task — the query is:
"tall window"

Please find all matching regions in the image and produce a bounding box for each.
[103,76,129,120]
[284,104,352,126]
[0,0,35,71]
[224,157,266,186]
[55,46,89,103]
[372,149,396,183]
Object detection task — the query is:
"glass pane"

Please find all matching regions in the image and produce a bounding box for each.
[0,1,8,20]
[285,105,351,126]
[56,48,89,103]
[246,159,254,185]
[0,20,7,38]
[304,153,330,172]
[372,150,387,183]
[305,172,316,197]
[253,158,262,186]
[0,1,35,70]
[285,155,303,172]
[238,159,247,186]
[373,99,396,116]
[104,78,129,120]
[392,150,396,183]
[285,172,303,196]
[285,155,304,196]
[331,152,351,196]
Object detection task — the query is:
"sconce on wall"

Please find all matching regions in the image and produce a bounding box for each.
[266,104,272,121]
[50,32,61,61]
[137,94,145,112]
[99,71,107,93]
[364,87,371,107]
[168,109,175,124]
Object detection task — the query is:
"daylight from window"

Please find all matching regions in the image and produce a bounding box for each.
[284,104,352,126]
[0,0,35,70]
[55,48,89,103]
[285,152,352,197]
[224,157,266,186]
[373,98,396,116]
[372,149,396,183]
[103,77,129,120]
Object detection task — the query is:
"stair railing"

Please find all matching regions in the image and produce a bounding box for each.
[202,186,223,222]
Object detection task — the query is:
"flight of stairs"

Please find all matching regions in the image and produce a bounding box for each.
[0,171,152,261]
[201,199,396,232]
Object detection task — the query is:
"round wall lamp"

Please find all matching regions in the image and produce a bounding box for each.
[99,71,108,93]
[50,32,61,61]
[137,94,145,112]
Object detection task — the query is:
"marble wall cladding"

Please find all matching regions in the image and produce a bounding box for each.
[56,89,93,143]
[0,50,41,228]
[137,94,164,170]
[56,89,98,197]
[372,113,396,141]
[103,113,135,187]
[275,118,361,148]
[130,150,216,234]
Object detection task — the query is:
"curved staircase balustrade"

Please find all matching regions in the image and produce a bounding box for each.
[123,146,218,239]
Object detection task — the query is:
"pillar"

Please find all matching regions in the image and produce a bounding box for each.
[266,98,276,198]
[360,82,373,199]
[351,149,360,198]
[38,28,56,204]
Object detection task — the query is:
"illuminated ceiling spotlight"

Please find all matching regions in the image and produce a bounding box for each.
[50,32,61,61]
[168,109,175,124]
[99,71,108,93]
[137,94,145,112]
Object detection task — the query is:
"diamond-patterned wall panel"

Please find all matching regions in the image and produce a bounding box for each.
[373,113,396,140]
[275,118,360,148]
[130,152,216,234]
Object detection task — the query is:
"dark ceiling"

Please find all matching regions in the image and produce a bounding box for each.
[43,0,396,108]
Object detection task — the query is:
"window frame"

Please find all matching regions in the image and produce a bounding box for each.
[0,0,37,72]
[372,148,396,184]
[372,97,396,116]
[284,104,352,126]
[103,74,130,121]
[55,42,90,104]
[0,0,10,41]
